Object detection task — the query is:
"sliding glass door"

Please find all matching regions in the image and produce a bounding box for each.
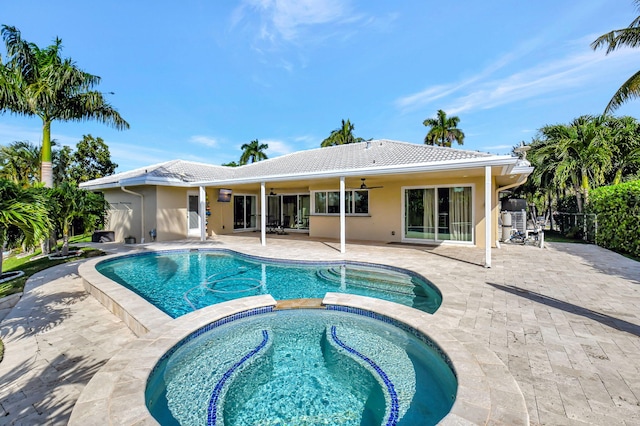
[233,195,256,230]
[267,194,310,230]
[404,186,472,242]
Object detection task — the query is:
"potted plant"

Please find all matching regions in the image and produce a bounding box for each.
[124,236,136,244]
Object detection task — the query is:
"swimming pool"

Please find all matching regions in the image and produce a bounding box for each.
[96,249,442,317]
[146,307,457,426]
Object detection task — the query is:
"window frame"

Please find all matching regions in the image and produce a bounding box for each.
[401,183,475,245]
[312,189,369,216]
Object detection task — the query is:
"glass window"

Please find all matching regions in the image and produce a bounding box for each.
[327,191,340,213]
[354,191,368,214]
[313,190,369,215]
[314,192,326,214]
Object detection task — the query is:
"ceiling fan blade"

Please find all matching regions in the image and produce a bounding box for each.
[358,178,383,189]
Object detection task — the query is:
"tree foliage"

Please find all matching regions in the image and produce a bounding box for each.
[48,182,107,255]
[592,0,640,112]
[0,140,40,186]
[239,139,268,165]
[0,25,129,187]
[0,179,51,275]
[68,134,117,184]
[587,180,640,258]
[321,119,365,147]
[423,110,465,147]
[516,114,640,244]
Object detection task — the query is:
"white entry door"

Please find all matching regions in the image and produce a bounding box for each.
[187,192,200,237]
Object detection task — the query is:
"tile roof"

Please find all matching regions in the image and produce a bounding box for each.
[233,139,493,179]
[79,159,234,188]
[80,140,510,189]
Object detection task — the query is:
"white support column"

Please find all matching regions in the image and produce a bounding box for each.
[199,186,206,241]
[261,182,266,246]
[484,166,492,268]
[340,176,346,254]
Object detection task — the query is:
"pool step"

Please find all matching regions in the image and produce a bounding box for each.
[316,267,418,297]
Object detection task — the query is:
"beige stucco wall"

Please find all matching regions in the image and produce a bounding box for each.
[155,187,192,241]
[101,169,503,247]
[307,174,497,246]
[206,188,245,236]
[104,187,157,243]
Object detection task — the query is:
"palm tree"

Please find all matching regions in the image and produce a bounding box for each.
[591,1,640,112]
[239,139,269,165]
[321,119,365,147]
[0,179,51,277]
[423,110,465,147]
[49,182,108,256]
[0,25,129,188]
[537,116,612,211]
[0,140,40,186]
[605,115,640,184]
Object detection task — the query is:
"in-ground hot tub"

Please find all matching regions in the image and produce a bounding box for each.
[146,307,457,426]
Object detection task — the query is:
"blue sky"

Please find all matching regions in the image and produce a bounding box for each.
[1,0,639,172]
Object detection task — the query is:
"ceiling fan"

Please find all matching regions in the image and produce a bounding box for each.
[358,178,383,190]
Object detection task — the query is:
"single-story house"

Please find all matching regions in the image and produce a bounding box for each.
[79,139,532,267]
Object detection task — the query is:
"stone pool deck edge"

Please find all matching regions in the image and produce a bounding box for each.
[71,247,529,425]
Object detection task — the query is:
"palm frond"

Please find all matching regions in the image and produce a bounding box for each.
[605,70,640,113]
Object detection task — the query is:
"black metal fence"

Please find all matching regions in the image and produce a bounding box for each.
[552,212,598,242]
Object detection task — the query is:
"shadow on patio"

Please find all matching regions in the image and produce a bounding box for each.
[486,282,640,338]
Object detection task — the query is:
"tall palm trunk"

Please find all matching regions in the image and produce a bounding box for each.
[41,120,53,188]
[0,235,5,277]
[613,168,623,185]
[581,171,590,208]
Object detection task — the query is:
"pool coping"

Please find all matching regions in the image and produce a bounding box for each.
[72,248,529,425]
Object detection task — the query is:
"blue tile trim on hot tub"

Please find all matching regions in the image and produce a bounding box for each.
[326,305,456,378]
[147,306,274,382]
[207,329,270,426]
[330,325,399,426]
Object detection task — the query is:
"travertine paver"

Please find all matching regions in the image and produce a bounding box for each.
[1,235,639,425]
[0,260,136,425]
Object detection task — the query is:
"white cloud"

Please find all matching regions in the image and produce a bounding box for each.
[107,142,176,167]
[262,139,293,156]
[395,39,638,116]
[482,144,513,151]
[189,135,218,147]
[245,0,349,41]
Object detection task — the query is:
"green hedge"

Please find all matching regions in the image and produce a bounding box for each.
[587,180,640,258]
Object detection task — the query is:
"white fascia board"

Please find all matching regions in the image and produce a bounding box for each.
[79,176,193,191]
[79,182,121,191]
[195,155,520,187]
[511,165,534,176]
[119,176,193,187]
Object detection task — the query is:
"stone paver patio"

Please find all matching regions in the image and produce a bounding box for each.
[0,235,639,425]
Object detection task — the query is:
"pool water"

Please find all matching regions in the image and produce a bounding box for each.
[146,309,457,425]
[96,250,442,318]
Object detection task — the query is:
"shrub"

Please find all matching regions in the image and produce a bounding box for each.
[587,180,640,258]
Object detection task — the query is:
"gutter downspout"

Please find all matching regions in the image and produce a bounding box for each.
[121,186,145,243]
